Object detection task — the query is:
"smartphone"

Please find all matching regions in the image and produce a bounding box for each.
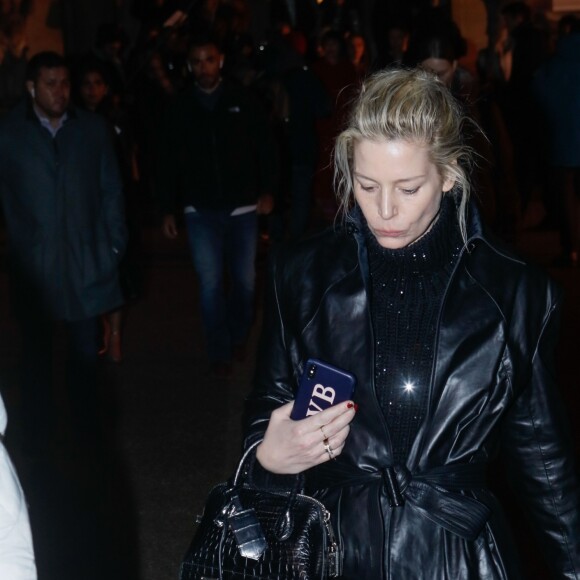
[290,358,356,420]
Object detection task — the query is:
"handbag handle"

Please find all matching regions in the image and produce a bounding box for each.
[233,439,303,542]
[233,439,263,485]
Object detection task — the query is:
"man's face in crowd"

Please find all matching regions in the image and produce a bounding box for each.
[28,66,71,119]
[188,44,223,91]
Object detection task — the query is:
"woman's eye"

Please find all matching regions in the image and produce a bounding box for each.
[401,187,419,195]
[358,183,376,192]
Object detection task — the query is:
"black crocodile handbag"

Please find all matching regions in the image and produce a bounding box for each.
[179,441,342,580]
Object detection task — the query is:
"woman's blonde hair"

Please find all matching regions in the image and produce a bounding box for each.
[334,67,477,241]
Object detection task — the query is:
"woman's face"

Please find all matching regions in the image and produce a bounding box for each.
[353,138,455,250]
[421,57,456,88]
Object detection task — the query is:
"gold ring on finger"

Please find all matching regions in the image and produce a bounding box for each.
[323,442,335,460]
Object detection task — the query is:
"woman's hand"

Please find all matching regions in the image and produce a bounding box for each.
[256,401,357,474]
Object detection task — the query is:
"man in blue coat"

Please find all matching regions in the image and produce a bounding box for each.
[0,51,127,456]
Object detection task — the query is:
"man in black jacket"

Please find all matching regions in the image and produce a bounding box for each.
[157,35,276,378]
[0,51,127,456]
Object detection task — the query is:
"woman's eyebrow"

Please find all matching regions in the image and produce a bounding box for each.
[354,172,426,183]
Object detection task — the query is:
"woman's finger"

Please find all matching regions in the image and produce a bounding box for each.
[305,400,356,431]
[319,437,346,463]
[309,404,356,442]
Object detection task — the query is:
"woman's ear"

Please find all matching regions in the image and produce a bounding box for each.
[442,162,457,193]
[442,174,456,193]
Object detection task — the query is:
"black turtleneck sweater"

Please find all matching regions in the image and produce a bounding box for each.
[364,197,463,464]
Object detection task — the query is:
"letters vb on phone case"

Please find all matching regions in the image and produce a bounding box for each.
[290,359,356,420]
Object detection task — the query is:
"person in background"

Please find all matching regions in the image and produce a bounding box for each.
[347,33,369,78]
[157,34,277,378]
[311,28,358,222]
[86,22,130,98]
[374,18,409,70]
[0,51,127,457]
[533,15,580,267]
[251,36,331,242]
[75,61,141,361]
[404,8,474,103]
[0,14,28,115]
[0,392,36,579]
[404,21,497,228]
[495,1,547,220]
[244,68,580,578]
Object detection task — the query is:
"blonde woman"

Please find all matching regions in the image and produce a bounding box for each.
[244,68,580,578]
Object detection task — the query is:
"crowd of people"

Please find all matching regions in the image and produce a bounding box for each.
[26,1,576,369]
[0,0,578,578]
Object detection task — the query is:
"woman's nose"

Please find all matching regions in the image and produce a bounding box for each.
[378,192,396,219]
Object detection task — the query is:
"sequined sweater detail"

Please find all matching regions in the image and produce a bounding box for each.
[365,198,463,464]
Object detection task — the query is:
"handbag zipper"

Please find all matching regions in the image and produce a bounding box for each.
[296,492,342,577]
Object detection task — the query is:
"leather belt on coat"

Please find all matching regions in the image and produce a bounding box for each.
[308,461,490,541]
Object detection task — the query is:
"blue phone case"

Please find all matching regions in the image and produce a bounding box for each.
[290,358,356,420]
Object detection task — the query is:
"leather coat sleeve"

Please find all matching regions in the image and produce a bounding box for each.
[243,249,302,490]
[501,297,580,579]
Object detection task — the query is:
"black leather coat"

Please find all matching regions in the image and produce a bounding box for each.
[244,204,580,579]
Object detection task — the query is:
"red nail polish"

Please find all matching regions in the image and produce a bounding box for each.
[347,402,357,410]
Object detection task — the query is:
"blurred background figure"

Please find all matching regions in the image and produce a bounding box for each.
[157,35,277,378]
[85,21,130,98]
[311,28,358,223]
[347,33,369,78]
[0,13,27,115]
[494,1,548,223]
[317,0,362,41]
[533,14,580,267]
[404,10,496,228]
[0,51,127,458]
[404,10,475,104]
[374,18,409,69]
[74,60,142,362]
[252,34,331,242]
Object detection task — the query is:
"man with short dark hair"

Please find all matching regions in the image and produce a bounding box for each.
[157,36,277,378]
[0,51,127,455]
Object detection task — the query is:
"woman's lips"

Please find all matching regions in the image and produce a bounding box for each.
[375,229,405,237]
